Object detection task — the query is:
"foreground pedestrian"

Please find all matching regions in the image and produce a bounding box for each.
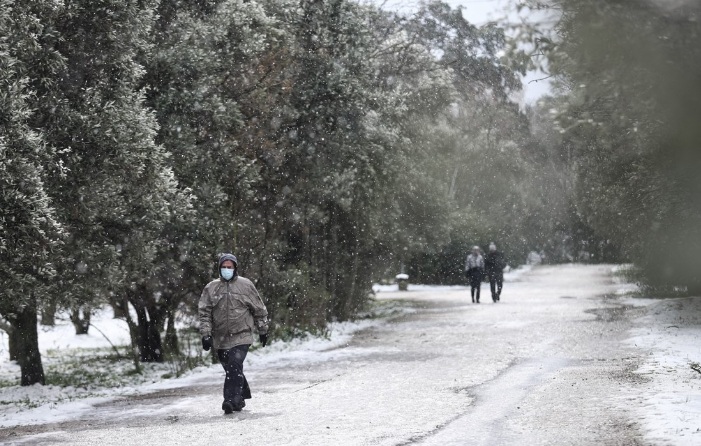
[199,253,269,414]
[465,246,484,303]
[485,243,506,302]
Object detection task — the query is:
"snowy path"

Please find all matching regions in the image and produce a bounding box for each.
[0,265,690,445]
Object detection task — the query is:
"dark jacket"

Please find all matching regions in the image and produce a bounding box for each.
[485,251,506,276]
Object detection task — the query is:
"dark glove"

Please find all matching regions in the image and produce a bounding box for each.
[259,333,268,347]
[201,335,213,351]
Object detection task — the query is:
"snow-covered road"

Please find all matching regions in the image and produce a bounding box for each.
[2,264,700,445]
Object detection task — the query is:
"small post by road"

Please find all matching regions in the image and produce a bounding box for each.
[396,273,409,291]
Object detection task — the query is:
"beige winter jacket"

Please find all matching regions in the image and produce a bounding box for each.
[198,276,269,350]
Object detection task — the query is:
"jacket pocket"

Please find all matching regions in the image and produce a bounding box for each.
[228,295,254,333]
[211,293,228,334]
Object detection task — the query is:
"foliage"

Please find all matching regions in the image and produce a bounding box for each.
[0,0,67,385]
[529,0,701,291]
[0,0,557,384]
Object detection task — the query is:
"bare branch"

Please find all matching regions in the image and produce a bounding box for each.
[528,75,553,84]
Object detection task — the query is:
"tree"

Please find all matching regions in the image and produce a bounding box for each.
[0,0,65,385]
[8,0,193,366]
[540,0,701,289]
[144,0,287,335]
[386,1,555,278]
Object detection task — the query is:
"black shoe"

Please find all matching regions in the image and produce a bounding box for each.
[222,401,234,414]
[232,395,245,411]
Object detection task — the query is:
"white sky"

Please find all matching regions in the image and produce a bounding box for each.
[374,0,554,104]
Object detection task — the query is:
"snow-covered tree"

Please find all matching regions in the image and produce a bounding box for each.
[540,0,701,290]
[4,0,194,366]
[0,0,65,385]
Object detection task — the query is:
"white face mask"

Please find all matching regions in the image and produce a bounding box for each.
[220,268,234,281]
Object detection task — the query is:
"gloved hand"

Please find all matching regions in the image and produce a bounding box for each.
[259,333,268,347]
[202,335,213,351]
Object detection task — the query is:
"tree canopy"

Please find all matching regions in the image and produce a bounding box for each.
[7,0,692,385]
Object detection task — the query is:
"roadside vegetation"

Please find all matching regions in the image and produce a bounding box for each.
[2,0,700,387]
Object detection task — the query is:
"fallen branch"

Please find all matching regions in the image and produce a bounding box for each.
[528,74,553,84]
[89,323,124,359]
[691,362,701,375]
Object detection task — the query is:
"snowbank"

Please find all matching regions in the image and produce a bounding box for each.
[623,296,701,443]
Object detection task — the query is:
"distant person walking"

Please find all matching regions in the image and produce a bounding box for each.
[485,242,506,302]
[199,253,269,414]
[465,246,484,303]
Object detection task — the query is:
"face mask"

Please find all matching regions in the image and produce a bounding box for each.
[220,268,234,281]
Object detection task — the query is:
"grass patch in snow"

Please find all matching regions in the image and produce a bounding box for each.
[44,351,127,389]
[38,328,213,388]
[0,347,179,392]
[0,346,193,420]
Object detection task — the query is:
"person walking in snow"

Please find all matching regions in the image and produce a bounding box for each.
[199,253,269,414]
[484,242,506,302]
[465,246,484,303]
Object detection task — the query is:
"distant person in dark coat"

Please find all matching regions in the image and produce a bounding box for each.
[465,246,484,303]
[484,243,506,302]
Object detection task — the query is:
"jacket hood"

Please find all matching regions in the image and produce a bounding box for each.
[218,253,238,267]
[218,253,238,280]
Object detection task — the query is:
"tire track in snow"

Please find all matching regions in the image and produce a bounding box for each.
[412,356,569,445]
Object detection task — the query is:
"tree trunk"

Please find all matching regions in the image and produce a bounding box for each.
[12,305,45,386]
[345,229,361,320]
[134,306,164,363]
[147,306,164,362]
[70,305,91,335]
[8,328,20,362]
[40,301,56,326]
[0,320,19,361]
[330,222,341,319]
[123,293,141,374]
[110,299,127,319]
[163,309,178,355]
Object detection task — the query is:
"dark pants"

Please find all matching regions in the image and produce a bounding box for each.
[217,344,250,404]
[489,273,503,300]
[466,268,482,302]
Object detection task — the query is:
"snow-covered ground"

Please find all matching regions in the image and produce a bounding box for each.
[0,302,408,428]
[0,264,699,445]
[623,296,701,443]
